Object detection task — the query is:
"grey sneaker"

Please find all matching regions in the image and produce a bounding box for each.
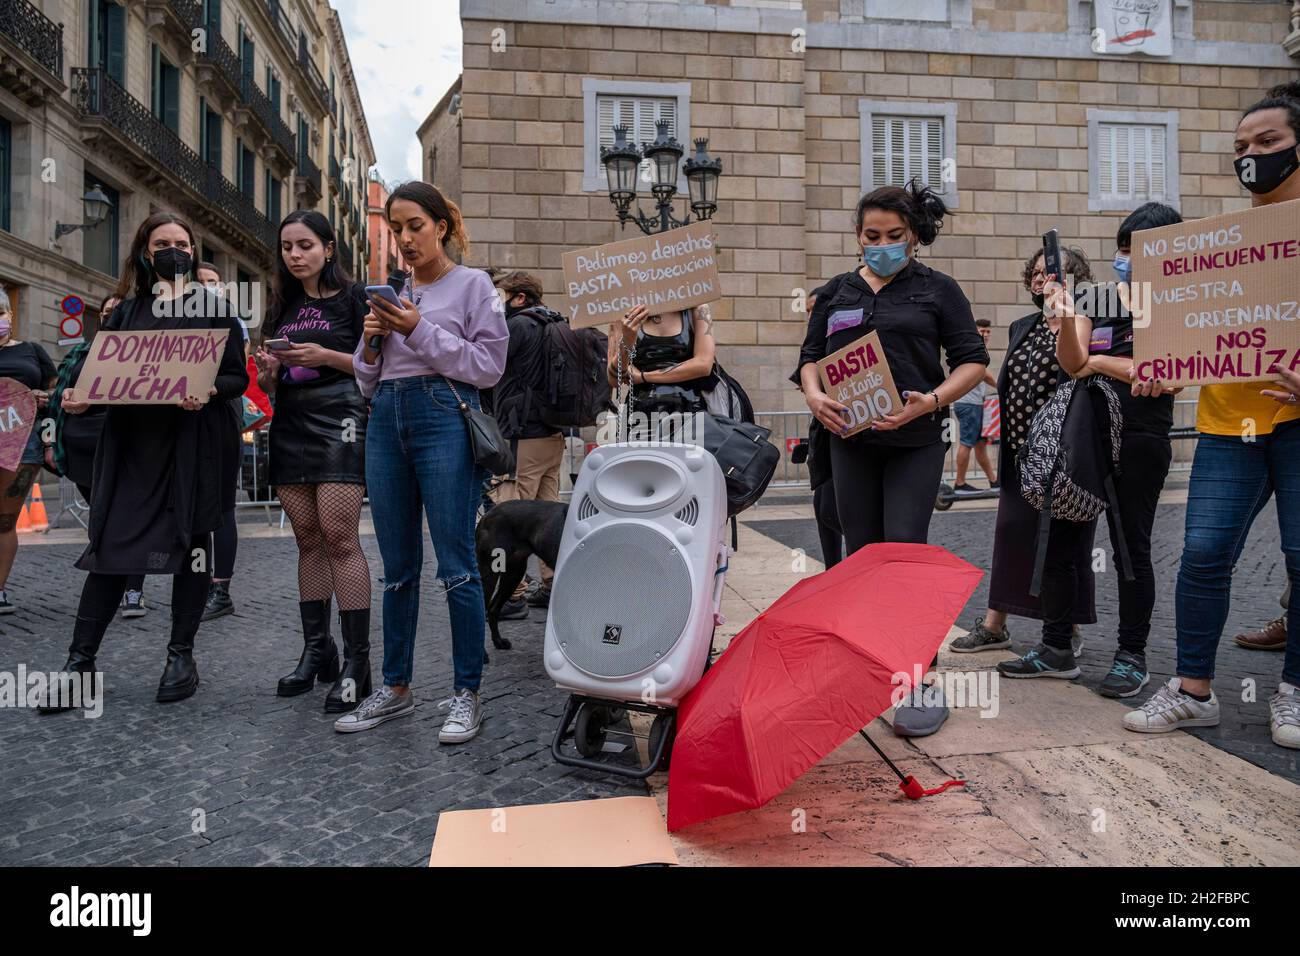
[439,688,483,744]
[1071,626,1084,660]
[333,685,414,734]
[1098,649,1150,698]
[997,642,1080,679]
[950,616,1011,653]
[891,683,949,738]
[1270,682,1300,750]
[121,590,147,618]
[1122,678,1219,734]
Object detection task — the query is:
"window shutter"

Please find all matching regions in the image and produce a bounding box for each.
[872,114,944,190]
[596,94,680,181]
[1098,122,1166,202]
[105,3,126,85]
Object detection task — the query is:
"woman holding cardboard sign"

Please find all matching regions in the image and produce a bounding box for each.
[1124,81,1300,750]
[41,212,246,709]
[0,288,57,616]
[794,180,989,737]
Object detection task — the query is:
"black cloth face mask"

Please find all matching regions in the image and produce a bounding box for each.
[1234,145,1300,195]
[150,247,193,279]
[1031,291,1046,310]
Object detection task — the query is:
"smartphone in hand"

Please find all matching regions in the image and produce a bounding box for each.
[365,285,402,310]
[264,338,293,351]
[1042,228,1063,284]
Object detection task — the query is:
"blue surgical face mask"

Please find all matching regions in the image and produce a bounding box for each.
[1113,253,1131,283]
[863,241,910,278]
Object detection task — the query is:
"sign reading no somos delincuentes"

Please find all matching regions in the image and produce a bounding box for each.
[559,221,721,330]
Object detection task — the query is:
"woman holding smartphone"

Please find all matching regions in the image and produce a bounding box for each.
[795,180,989,737]
[338,182,507,743]
[254,210,372,714]
[41,212,246,707]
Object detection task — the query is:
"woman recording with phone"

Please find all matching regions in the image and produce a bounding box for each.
[339,182,507,744]
[41,212,245,708]
[794,180,989,737]
[254,210,372,714]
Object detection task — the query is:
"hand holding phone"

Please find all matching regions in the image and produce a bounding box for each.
[1042,228,1063,284]
[365,285,402,310]
[264,338,293,352]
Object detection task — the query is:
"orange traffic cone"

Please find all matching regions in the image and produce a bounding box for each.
[27,484,48,532]
[15,503,32,533]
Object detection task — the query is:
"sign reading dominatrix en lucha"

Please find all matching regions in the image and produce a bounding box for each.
[1133,199,1300,388]
[557,221,721,331]
[68,330,227,405]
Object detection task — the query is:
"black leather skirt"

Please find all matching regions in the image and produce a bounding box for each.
[269,378,368,486]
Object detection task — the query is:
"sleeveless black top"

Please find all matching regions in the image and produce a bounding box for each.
[630,310,713,414]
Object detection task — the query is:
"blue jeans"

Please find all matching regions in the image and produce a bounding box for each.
[365,375,487,692]
[1176,422,1300,686]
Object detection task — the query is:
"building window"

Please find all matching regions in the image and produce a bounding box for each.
[150,44,181,134]
[237,140,255,199]
[0,116,10,233]
[203,0,222,31]
[88,0,126,85]
[81,173,119,277]
[200,97,222,169]
[858,100,958,207]
[1087,109,1180,212]
[297,116,310,167]
[265,170,281,223]
[266,66,281,119]
[582,79,691,193]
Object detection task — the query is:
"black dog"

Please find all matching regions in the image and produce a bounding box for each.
[476,499,568,651]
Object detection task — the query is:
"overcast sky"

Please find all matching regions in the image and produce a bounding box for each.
[335,0,462,186]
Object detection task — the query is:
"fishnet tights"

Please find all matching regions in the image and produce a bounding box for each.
[278,483,371,610]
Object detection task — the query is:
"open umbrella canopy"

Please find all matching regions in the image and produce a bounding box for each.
[666,542,982,831]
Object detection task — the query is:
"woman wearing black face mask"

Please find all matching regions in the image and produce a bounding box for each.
[40,212,246,709]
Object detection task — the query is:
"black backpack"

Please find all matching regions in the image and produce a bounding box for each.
[529,309,612,429]
[1017,376,1134,595]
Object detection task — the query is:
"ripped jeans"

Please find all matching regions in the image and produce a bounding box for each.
[365,375,488,691]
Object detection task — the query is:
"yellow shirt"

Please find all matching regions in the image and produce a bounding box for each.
[1197,382,1300,436]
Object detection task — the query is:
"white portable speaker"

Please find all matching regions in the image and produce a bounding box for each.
[544,441,729,707]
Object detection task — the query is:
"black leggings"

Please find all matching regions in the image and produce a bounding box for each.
[1106,431,1172,653]
[1040,518,1094,650]
[814,482,843,569]
[213,507,237,580]
[76,534,211,627]
[829,438,947,553]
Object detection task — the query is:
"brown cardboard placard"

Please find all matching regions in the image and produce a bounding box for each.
[1132,199,1300,387]
[0,378,37,473]
[816,330,903,437]
[561,221,721,330]
[429,796,678,867]
[69,329,226,405]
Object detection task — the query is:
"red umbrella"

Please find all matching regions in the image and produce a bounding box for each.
[666,542,982,831]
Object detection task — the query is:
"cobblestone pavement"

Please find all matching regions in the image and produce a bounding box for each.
[749,495,1299,785]
[2,496,1292,867]
[0,523,642,867]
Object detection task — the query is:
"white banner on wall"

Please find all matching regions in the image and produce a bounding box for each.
[1094,0,1174,57]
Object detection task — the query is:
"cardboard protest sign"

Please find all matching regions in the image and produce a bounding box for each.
[70,329,226,405]
[560,221,720,330]
[1132,199,1300,388]
[0,378,37,472]
[816,330,903,437]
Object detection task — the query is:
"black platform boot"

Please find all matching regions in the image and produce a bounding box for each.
[37,615,110,714]
[157,610,202,703]
[277,599,339,697]
[324,608,372,713]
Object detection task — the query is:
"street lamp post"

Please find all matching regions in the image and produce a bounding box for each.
[600,120,722,235]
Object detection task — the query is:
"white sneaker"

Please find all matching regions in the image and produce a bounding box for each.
[333,685,414,733]
[439,688,483,744]
[1270,682,1300,750]
[1122,678,1220,733]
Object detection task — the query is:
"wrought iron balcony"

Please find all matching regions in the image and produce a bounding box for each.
[338,237,354,274]
[0,0,65,98]
[264,0,297,55]
[296,34,330,114]
[71,67,276,255]
[295,151,322,205]
[241,74,296,165]
[329,154,342,194]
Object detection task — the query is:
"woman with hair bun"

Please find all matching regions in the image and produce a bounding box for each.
[337,182,508,743]
[794,179,989,737]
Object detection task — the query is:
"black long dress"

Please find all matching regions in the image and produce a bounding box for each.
[75,290,246,577]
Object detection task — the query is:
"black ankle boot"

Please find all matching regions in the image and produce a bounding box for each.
[38,615,109,714]
[277,599,339,697]
[157,611,202,703]
[325,608,372,713]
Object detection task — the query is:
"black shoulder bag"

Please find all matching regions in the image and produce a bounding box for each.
[444,377,515,476]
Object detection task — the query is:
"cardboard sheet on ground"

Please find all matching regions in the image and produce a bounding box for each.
[0,378,37,472]
[559,221,720,330]
[69,329,226,405]
[816,330,903,437]
[1132,199,1300,387]
[429,796,677,867]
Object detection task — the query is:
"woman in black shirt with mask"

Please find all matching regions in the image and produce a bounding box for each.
[42,212,246,708]
[795,180,989,739]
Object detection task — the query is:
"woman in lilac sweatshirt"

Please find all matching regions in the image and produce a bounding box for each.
[335,182,508,742]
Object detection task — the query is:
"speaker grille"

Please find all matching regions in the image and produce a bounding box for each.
[674,497,698,526]
[551,524,693,678]
[576,494,597,521]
